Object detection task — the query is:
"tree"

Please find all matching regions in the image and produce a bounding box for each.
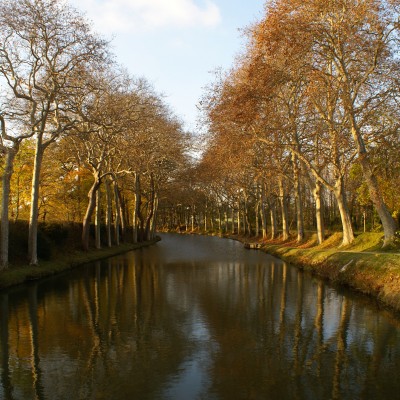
[260,0,399,246]
[0,0,108,264]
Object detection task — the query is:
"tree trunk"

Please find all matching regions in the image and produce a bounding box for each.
[333,178,354,246]
[204,202,208,232]
[255,201,260,238]
[117,190,126,242]
[292,153,305,242]
[270,205,278,240]
[105,178,112,247]
[244,194,251,236]
[278,177,289,241]
[1,145,18,269]
[113,180,120,246]
[313,181,325,245]
[261,183,268,240]
[95,187,101,249]
[359,149,397,246]
[224,210,228,234]
[28,140,45,265]
[145,174,155,241]
[350,115,397,247]
[82,176,101,251]
[150,192,158,240]
[133,172,141,243]
[237,208,241,235]
[191,205,195,232]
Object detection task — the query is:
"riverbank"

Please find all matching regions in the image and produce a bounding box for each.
[0,238,160,289]
[240,232,400,312]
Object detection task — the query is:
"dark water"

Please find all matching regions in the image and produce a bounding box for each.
[1,234,400,400]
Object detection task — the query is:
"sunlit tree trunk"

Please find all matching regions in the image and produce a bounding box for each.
[244,192,251,236]
[28,138,45,265]
[223,209,228,234]
[255,200,260,237]
[237,207,241,235]
[113,180,120,246]
[105,178,112,247]
[210,207,215,232]
[350,124,397,247]
[145,174,155,241]
[231,207,235,234]
[1,144,19,269]
[150,193,158,240]
[132,172,140,243]
[82,174,101,251]
[95,188,101,249]
[204,201,208,232]
[261,183,268,239]
[118,190,126,242]
[333,178,354,246]
[292,153,304,242]
[278,177,289,240]
[313,181,325,245]
[191,204,195,232]
[270,197,278,240]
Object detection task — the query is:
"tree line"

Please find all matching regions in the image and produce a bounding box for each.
[159,0,400,248]
[0,0,188,269]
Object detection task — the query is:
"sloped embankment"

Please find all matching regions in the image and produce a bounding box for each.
[258,232,400,311]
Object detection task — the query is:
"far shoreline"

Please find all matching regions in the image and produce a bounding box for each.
[0,237,161,290]
[167,229,400,313]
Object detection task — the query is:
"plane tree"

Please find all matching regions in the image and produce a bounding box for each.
[0,0,109,264]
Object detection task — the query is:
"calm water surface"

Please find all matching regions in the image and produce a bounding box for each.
[1,233,400,399]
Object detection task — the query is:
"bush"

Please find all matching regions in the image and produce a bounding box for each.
[37,229,52,260]
[6,220,83,264]
[38,222,69,245]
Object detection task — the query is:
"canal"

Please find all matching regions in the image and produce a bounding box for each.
[1,233,400,399]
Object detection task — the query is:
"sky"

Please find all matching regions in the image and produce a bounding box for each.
[68,0,264,132]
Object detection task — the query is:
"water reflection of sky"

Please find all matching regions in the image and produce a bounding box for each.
[2,233,400,399]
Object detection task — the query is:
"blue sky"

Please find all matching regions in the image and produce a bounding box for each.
[68,0,264,132]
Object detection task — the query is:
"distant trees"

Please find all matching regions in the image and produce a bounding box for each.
[161,0,399,247]
[1,0,399,271]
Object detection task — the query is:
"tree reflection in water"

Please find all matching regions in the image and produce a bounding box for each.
[1,234,400,400]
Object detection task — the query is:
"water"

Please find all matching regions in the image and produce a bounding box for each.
[1,233,400,399]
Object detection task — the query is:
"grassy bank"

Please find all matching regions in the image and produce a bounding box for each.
[243,232,400,312]
[0,238,160,289]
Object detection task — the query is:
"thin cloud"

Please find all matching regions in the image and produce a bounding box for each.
[74,0,221,33]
